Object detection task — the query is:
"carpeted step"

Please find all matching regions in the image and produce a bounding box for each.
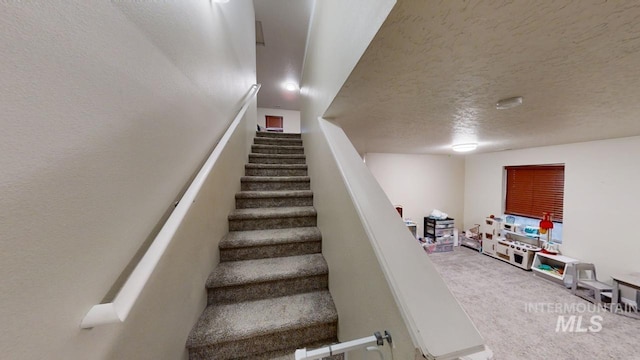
[241,176,310,191]
[186,291,338,360]
[245,164,308,177]
[251,144,305,155]
[206,254,328,304]
[228,206,317,231]
[249,153,306,165]
[236,190,313,209]
[219,227,322,262]
[255,131,301,139]
[254,137,303,146]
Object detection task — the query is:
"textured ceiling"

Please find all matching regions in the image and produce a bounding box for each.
[254,0,312,110]
[325,0,640,154]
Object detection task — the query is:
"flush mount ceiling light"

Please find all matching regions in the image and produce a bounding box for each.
[496,96,523,110]
[213,0,229,3]
[452,143,478,152]
[284,82,298,91]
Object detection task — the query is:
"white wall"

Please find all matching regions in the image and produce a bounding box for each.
[464,136,640,285]
[301,0,397,119]
[0,1,255,359]
[299,0,425,358]
[300,0,485,358]
[365,153,466,239]
[257,107,301,133]
[108,101,256,360]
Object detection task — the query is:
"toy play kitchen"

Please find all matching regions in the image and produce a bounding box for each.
[481,216,542,270]
[479,214,581,284]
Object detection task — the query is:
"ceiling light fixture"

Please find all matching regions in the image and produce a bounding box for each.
[213,0,229,3]
[452,143,478,152]
[496,96,523,110]
[284,82,298,91]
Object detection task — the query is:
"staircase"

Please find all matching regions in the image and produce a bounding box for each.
[186,132,339,360]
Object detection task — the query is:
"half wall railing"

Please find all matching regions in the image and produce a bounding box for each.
[318,118,488,359]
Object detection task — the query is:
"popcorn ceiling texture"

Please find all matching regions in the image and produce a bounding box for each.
[326,0,640,154]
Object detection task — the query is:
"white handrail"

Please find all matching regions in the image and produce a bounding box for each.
[295,331,392,360]
[80,84,260,328]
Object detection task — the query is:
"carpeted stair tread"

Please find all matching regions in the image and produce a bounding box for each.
[220,227,322,249]
[245,163,308,170]
[219,229,322,261]
[235,190,314,208]
[251,144,304,150]
[228,206,316,220]
[245,163,308,177]
[241,176,310,182]
[236,190,313,209]
[255,131,301,139]
[244,163,308,177]
[254,137,303,146]
[249,153,306,159]
[248,153,306,164]
[252,144,305,154]
[236,190,313,199]
[240,176,311,191]
[206,254,327,288]
[186,291,337,347]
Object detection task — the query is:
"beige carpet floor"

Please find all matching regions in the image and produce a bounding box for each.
[428,246,640,360]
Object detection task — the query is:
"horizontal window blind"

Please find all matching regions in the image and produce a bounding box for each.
[505,165,564,222]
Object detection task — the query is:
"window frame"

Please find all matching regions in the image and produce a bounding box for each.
[503,164,565,223]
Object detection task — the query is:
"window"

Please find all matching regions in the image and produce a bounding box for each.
[504,165,565,222]
[265,115,283,132]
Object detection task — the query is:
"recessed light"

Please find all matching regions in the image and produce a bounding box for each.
[284,82,298,91]
[496,96,523,110]
[452,143,478,152]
